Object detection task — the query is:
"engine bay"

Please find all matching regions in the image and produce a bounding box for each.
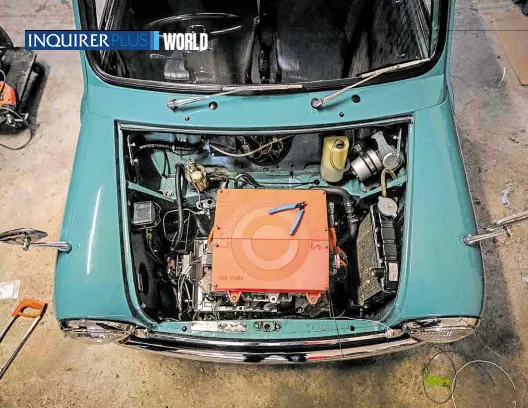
[121,121,408,322]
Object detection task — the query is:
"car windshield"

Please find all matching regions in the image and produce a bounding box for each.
[95,0,440,87]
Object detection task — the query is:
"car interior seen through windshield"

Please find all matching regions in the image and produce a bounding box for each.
[97,0,436,86]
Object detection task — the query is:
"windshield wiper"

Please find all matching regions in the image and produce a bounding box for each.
[167,84,304,110]
[310,58,431,109]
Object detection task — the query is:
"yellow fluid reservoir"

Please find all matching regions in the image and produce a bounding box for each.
[320,136,350,183]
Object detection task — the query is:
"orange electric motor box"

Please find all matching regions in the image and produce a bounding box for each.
[211,189,329,305]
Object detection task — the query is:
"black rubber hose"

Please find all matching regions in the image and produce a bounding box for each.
[310,186,351,199]
[311,186,359,244]
[337,220,359,247]
[337,232,351,247]
[171,164,185,252]
[195,216,209,237]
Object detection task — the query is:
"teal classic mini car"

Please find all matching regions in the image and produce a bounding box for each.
[5,0,507,363]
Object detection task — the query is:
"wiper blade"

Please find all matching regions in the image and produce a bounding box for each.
[167,84,304,110]
[356,57,432,78]
[310,58,431,109]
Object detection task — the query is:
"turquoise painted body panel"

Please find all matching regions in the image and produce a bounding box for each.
[385,100,484,325]
[54,113,133,321]
[54,0,483,339]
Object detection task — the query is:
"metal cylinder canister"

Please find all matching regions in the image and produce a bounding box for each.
[320,136,349,183]
[350,149,384,181]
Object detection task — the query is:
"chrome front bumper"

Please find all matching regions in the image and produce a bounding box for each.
[123,332,420,364]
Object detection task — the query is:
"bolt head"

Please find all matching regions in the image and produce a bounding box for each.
[311,98,323,109]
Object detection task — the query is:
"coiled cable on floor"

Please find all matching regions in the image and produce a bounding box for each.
[451,360,516,408]
[422,350,457,404]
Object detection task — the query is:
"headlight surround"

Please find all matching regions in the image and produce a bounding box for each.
[60,319,136,344]
[403,317,479,343]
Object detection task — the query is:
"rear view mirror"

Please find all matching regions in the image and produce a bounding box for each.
[0,228,71,253]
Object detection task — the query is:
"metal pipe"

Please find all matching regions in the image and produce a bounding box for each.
[463,227,511,246]
[29,241,72,253]
[464,209,528,246]
[486,209,528,231]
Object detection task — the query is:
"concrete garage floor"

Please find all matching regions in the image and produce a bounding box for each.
[0,0,527,406]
